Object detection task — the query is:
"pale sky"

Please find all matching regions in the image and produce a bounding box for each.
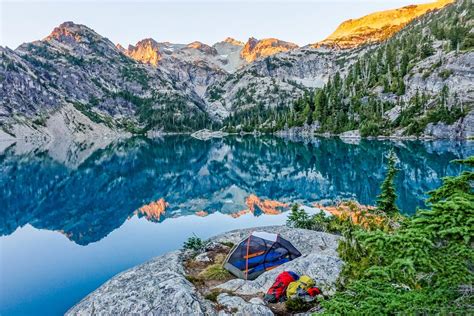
[1,0,434,49]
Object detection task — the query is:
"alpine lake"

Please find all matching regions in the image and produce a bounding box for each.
[1,135,472,315]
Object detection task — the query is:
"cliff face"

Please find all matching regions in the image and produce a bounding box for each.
[315,0,454,49]
[240,37,299,62]
[202,46,349,119]
[125,38,162,66]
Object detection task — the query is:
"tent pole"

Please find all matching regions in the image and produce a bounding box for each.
[245,235,251,280]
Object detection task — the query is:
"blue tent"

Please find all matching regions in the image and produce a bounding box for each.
[223,232,301,280]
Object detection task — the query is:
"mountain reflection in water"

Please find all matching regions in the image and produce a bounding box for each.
[0,136,472,246]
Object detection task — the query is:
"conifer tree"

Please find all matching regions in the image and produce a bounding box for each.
[376,150,400,216]
[287,204,311,229]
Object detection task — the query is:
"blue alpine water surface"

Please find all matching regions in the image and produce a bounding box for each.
[0,135,472,315]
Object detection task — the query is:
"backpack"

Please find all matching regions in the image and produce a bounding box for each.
[286,275,315,299]
[264,271,299,303]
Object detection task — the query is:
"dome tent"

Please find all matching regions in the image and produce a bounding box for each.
[223,231,301,280]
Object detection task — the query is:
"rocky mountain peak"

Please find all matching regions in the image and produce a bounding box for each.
[186,41,218,55]
[314,0,454,49]
[223,37,244,46]
[116,43,127,53]
[135,38,160,47]
[240,37,299,62]
[45,21,101,44]
[244,37,259,50]
[125,38,162,66]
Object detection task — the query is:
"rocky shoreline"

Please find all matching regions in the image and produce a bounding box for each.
[3,109,473,144]
[66,226,342,315]
[275,110,474,141]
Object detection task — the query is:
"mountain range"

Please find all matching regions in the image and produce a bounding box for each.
[0,0,472,141]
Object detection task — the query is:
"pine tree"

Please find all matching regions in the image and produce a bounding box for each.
[313,89,326,123]
[302,101,312,124]
[396,77,406,96]
[287,204,311,229]
[376,150,400,216]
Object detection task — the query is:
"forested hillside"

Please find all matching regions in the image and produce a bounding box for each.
[224,0,473,137]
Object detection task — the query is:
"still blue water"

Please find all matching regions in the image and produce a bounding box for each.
[0,136,472,315]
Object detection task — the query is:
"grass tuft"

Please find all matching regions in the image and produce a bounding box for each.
[185,275,204,286]
[204,290,221,302]
[220,241,235,248]
[199,264,232,281]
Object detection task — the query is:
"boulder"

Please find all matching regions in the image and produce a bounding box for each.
[205,241,231,253]
[191,129,229,140]
[217,293,273,316]
[339,130,360,139]
[423,110,474,139]
[276,123,320,138]
[195,252,212,263]
[339,130,361,145]
[0,139,15,155]
[384,105,401,122]
[0,129,16,141]
[66,251,215,316]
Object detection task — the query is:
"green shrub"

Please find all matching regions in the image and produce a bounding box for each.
[438,69,453,80]
[360,121,381,137]
[204,290,221,302]
[309,210,353,234]
[426,105,465,125]
[402,104,466,136]
[185,275,204,286]
[422,70,431,79]
[208,86,225,102]
[120,66,149,89]
[65,54,84,66]
[287,204,311,229]
[404,119,427,136]
[285,297,316,313]
[32,116,47,127]
[288,204,339,233]
[183,235,205,251]
[71,102,114,127]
